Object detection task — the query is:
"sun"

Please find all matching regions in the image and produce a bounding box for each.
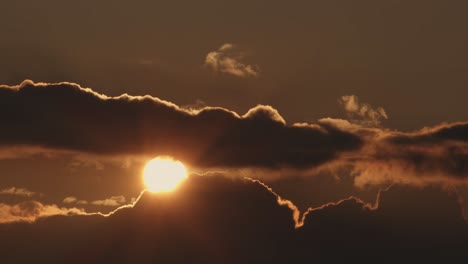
[143,157,188,193]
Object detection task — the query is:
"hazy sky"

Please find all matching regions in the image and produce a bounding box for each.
[2,0,468,130]
[1,1,468,263]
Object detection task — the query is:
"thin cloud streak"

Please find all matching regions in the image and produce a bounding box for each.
[0,201,85,224]
[0,187,36,197]
[0,191,146,224]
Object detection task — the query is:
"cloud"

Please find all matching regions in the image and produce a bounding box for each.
[0,201,85,224]
[0,187,36,197]
[1,80,467,187]
[339,95,388,127]
[0,80,361,170]
[205,43,258,77]
[0,175,466,263]
[371,122,468,181]
[64,195,127,207]
[63,196,88,205]
[322,119,468,187]
[91,195,126,207]
[62,196,77,204]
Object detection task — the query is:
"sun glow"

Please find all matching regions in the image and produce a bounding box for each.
[143,157,188,193]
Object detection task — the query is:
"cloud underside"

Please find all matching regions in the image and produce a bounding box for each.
[0,81,467,186]
[0,175,467,263]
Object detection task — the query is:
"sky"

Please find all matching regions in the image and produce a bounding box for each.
[1,1,468,263]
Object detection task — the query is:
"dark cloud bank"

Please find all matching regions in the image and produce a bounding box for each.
[1,81,468,263]
[0,175,467,263]
[0,81,360,169]
[1,81,467,185]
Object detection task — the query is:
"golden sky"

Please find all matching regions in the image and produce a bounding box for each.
[1,1,468,262]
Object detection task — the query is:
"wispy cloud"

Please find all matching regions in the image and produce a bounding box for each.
[205,43,258,77]
[321,118,468,187]
[0,201,85,224]
[63,196,88,205]
[91,196,126,207]
[339,95,388,127]
[0,187,36,197]
[63,195,126,207]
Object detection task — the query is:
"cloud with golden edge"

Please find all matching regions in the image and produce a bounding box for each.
[205,43,258,77]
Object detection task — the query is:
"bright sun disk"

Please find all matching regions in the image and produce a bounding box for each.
[143,157,188,193]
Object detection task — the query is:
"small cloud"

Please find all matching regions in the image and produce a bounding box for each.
[62,196,88,205]
[339,95,388,127]
[91,196,127,207]
[205,43,258,77]
[64,195,126,207]
[0,187,36,197]
[62,196,78,204]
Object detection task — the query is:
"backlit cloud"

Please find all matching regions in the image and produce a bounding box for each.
[339,95,388,127]
[91,195,126,207]
[0,187,36,197]
[0,201,85,224]
[63,196,88,205]
[205,43,258,77]
[64,195,128,207]
[0,175,466,262]
[0,81,361,169]
[1,81,468,187]
[356,122,468,186]
[322,119,468,187]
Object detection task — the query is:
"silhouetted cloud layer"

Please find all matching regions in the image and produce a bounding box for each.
[1,81,467,186]
[0,175,466,263]
[0,81,361,169]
